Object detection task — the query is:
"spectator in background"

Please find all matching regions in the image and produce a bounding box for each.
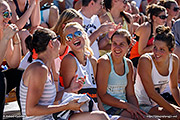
[8,0,41,55]
[158,0,179,29]
[129,4,167,68]
[40,0,59,28]
[0,0,22,119]
[79,0,116,59]
[101,0,133,34]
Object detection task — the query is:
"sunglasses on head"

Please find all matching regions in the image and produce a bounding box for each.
[65,31,82,42]
[51,35,60,41]
[158,15,168,20]
[173,6,180,12]
[3,11,12,18]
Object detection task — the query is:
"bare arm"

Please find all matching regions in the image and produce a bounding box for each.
[137,24,154,55]
[60,55,77,89]
[26,63,84,116]
[30,0,40,30]
[0,24,20,67]
[8,0,36,30]
[126,59,138,107]
[5,32,21,68]
[138,56,177,114]
[97,56,130,109]
[170,55,180,106]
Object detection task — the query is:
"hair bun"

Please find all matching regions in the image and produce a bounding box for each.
[156,25,170,35]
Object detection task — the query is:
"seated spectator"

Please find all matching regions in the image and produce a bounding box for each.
[79,0,117,59]
[20,27,110,120]
[52,8,83,89]
[97,29,149,119]
[101,0,133,34]
[0,0,22,119]
[61,22,101,108]
[40,0,59,28]
[129,4,167,68]
[134,25,180,118]
[8,0,41,55]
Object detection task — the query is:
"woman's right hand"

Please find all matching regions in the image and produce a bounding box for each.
[126,103,147,119]
[66,99,85,112]
[69,75,85,93]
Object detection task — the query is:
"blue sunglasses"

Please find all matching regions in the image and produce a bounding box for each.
[65,31,82,42]
[3,11,12,18]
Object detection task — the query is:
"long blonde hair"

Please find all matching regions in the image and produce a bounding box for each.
[63,22,94,56]
[52,8,83,45]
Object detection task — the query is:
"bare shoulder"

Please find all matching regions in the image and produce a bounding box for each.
[97,54,110,69]
[172,53,179,64]
[136,22,151,34]
[28,62,48,75]
[61,54,76,64]
[138,54,152,67]
[89,55,97,66]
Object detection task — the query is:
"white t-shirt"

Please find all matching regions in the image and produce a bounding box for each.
[79,12,101,59]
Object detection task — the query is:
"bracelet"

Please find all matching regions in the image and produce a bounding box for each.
[106,33,111,40]
[14,42,21,45]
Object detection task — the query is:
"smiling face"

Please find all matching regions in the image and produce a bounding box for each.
[0,1,12,29]
[64,25,85,52]
[153,40,171,62]
[154,11,168,25]
[111,34,129,58]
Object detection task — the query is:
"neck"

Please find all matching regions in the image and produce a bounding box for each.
[73,50,87,65]
[38,52,54,70]
[110,9,121,19]
[111,53,124,64]
[81,7,93,18]
[167,16,173,22]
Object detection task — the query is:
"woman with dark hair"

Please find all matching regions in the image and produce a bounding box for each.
[0,0,22,119]
[100,0,133,34]
[129,4,167,68]
[134,25,180,118]
[158,0,179,29]
[20,27,110,120]
[97,29,148,119]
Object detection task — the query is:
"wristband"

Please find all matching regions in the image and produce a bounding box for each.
[14,42,21,45]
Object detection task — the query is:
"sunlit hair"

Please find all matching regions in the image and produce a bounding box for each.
[63,22,94,56]
[146,4,166,22]
[155,25,175,52]
[111,29,131,45]
[52,8,83,45]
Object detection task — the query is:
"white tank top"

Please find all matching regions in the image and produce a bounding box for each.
[71,53,97,102]
[134,53,173,106]
[20,59,56,120]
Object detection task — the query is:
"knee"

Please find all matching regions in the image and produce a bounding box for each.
[92,111,110,120]
[50,5,59,15]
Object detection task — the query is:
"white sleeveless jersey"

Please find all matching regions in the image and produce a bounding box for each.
[134,53,173,106]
